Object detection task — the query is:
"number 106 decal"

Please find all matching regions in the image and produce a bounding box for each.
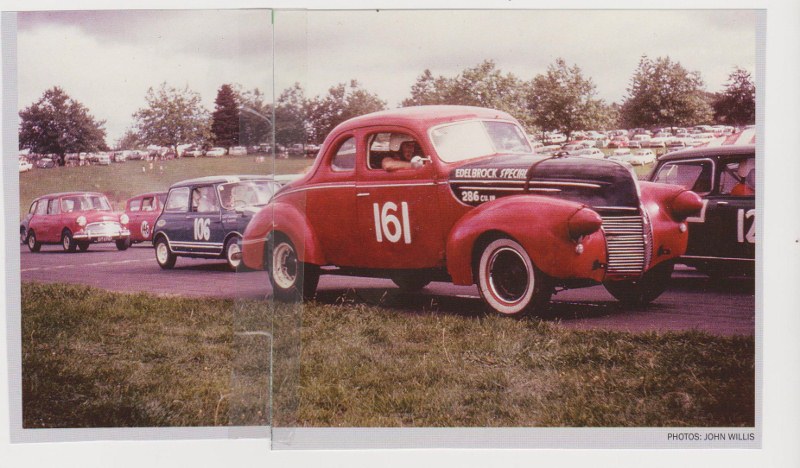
[193,217,211,241]
[373,202,411,244]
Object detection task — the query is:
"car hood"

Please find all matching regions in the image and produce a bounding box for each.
[448,153,640,212]
[77,211,124,224]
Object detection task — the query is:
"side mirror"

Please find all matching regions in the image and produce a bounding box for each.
[410,156,431,169]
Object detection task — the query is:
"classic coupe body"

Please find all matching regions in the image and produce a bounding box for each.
[242,106,702,316]
[23,192,131,252]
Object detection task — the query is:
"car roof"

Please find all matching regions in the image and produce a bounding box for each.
[128,191,168,200]
[657,144,755,162]
[168,174,278,189]
[329,105,519,136]
[35,191,105,200]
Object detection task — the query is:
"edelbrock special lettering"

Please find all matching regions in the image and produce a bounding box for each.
[454,168,498,179]
[499,168,528,179]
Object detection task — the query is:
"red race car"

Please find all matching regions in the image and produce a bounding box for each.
[23,191,131,252]
[241,106,702,317]
[123,192,167,245]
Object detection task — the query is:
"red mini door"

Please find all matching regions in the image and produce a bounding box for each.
[354,128,445,269]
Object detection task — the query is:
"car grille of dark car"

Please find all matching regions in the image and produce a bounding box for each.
[601,215,648,275]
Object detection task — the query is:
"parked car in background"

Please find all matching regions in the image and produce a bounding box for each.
[152,175,285,271]
[242,105,703,316]
[650,144,755,277]
[123,192,167,246]
[205,147,227,157]
[36,158,56,169]
[574,148,605,159]
[184,147,205,158]
[23,192,131,252]
[19,158,33,172]
[228,146,248,156]
[629,149,657,166]
[608,136,629,148]
[96,153,111,165]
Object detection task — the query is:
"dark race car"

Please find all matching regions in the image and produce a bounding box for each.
[152,175,284,271]
[650,143,755,277]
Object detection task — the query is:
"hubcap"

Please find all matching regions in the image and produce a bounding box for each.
[272,242,298,289]
[28,234,35,248]
[156,243,169,264]
[63,235,70,250]
[487,247,530,304]
[227,242,241,267]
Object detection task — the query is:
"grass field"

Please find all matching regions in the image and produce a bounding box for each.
[22,283,755,428]
[18,156,313,216]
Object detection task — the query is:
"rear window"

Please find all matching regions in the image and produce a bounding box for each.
[653,160,714,194]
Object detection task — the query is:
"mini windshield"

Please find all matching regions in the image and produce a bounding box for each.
[61,194,112,212]
[217,180,278,210]
[429,120,532,163]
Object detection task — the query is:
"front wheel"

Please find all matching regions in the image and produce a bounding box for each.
[604,261,674,306]
[476,237,552,317]
[154,237,176,269]
[116,238,131,251]
[61,230,77,253]
[224,236,243,272]
[269,237,319,301]
[78,241,90,252]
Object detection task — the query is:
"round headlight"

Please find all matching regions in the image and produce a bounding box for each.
[120,214,129,225]
[76,216,86,226]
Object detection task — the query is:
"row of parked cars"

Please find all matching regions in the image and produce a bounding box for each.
[20,106,755,317]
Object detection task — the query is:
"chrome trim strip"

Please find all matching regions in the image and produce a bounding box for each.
[682,255,755,262]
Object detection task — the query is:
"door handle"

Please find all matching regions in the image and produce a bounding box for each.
[357,192,370,197]
[716,201,728,206]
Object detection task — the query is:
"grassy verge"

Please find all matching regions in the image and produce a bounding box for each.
[19,156,313,215]
[22,282,754,428]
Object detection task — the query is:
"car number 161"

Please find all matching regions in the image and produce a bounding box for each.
[373,202,411,244]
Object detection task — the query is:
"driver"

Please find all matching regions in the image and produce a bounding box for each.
[382,140,420,172]
[730,158,755,196]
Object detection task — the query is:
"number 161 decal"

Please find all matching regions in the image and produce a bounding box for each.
[373,201,411,244]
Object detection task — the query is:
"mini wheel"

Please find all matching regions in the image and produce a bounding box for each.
[269,236,319,301]
[26,231,41,253]
[116,238,131,251]
[78,241,90,252]
[476,237,552,317]
[61,230,77,253]
[224,236,243,272]
[604,261,674,306]
[154,237,176,269]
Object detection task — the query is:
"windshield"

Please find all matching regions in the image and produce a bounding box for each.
[217,180,278,210]
[429,120,532,163]
[61,195,112,212]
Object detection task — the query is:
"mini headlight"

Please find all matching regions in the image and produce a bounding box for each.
[76,216,86,226]
[679,222,687,233]
[575,243,584,255]
[120,214,129,225]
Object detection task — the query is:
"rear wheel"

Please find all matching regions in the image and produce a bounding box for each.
[26,231,41,252]
[476,237,552,317]
[268,236,319,301]
[20,227,26,244]
[604,261,674,306]
[154,237,176,269]
[61,230,77,253]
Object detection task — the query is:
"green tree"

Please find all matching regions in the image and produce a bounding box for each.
[526,58,608,139]
[19,87,108,165]
[274,83,308,147]
[237,87,272,147]
[305,80,386,143]
[132,83,211,157]
[620,55,713,128]
[712,67,755,125]
[210,84,240,147]
[115,128,142,150]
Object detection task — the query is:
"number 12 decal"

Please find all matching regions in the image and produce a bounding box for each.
[737,209,755,244]
[373,202,411,244]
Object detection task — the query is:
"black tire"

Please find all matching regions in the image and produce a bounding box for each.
[154,236,177,269]
[61,230,77,253]
[78,241,90,252]
[20,226,26,244]
[391,271,431,292]
[224,236,244,272]
[476,237,552,317]
[604,261,674,306]
[26,230,41,253]
[268,236,319,301]
[116,238,130,251]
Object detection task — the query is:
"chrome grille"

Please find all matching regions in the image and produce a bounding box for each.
[602,215,646,274]
[85,221,123,236]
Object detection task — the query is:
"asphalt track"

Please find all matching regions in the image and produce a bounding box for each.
[19,243,756,336]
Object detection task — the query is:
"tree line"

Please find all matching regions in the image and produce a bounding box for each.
[19,56,755,164]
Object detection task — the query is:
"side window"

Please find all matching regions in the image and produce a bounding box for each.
[28,201,38,214]
[48,199,61,215]
[653,160,713,195]
[719,157,755,196]
[35,201,48,215]
[164,187,190,213]
[140,197,155,211]
[191,186,220,213]
[129,199,142,212]
[367,132,421,170]
[331,137,356,171]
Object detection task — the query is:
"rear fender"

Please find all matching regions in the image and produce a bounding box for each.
[446,195,607,285]
[241,202,325,270]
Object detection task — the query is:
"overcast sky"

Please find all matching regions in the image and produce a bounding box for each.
[18,9,757,144]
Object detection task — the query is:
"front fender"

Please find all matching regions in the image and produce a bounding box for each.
[639,181,695,268]
[241,202,325,270]
[446,195,607,285]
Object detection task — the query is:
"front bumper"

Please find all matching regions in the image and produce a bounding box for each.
[73,222,130,242]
